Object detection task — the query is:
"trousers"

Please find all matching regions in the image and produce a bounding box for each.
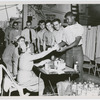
[65,45,83,81]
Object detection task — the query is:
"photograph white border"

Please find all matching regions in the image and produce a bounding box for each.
[0,0,100,100]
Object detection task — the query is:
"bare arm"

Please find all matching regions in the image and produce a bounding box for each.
[34,59,51,67]
[12,47,19,76]
[43,33,46,51]
[9,31,13,43]
[58,36,81,52]
[4,29,9,41]
[29,45,59,61]
[37,36,41,53]
[58,41,68,47]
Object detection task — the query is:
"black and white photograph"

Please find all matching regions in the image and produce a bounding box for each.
[0,1,100,98]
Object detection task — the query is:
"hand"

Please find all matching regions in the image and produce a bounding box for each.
[57,46,67,52]
[53,44,60,51]
[40,59,51,65]
[57,47,64,52]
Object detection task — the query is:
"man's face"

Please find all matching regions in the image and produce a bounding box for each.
[26,22,31,28]
[18,38,26,52]
[14,23,18,29]
[40,23,45,30]
[9,21,13,27]
[46,22,53,31]
[65,15,74,25]
[18,38,25,46]
[53,21,61,31]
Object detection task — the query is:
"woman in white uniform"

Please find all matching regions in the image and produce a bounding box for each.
[17,42,58,96]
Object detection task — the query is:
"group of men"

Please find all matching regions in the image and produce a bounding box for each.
[2,11,84,95]
[37,12,84,82]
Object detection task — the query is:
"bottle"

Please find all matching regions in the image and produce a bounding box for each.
[83,82,88,89]
[45,62,49,71]
[83,82,88,96]
[77,82,83,96]
[74,61,78,72]
[95,84,99,96]
[72,82,77,95]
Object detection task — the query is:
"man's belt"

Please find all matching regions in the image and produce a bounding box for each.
[77,45,82,47]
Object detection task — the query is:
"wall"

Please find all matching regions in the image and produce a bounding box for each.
[88,4,100,25]
[23,4,71,28]
[79,4,88,25]
[0,4,22,21]
[78,4,100,26]
[42,4,71,24]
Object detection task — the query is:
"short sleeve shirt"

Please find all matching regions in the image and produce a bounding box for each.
[9,29,21,43]
[21,28,37,43]
[53,27,65,44]
[37,28,47,45]
[63,22,84,45]
[43,30,55,46]
[2,43,15,61]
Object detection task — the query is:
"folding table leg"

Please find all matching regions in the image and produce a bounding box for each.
[38,72,41,96]
[68,77,71,82]
[0,66,2,95]
[48,80,55,95]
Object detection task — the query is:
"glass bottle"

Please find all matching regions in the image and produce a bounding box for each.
[74,61,78,72]
[77,82,83,96]
[72,82,77,95]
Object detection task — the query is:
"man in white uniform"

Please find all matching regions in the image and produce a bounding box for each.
[2,40,16,74]
[43,20,55,50]
[4,18,14,47]
[58,12,84,82]
[9,21,21,44]
[37,20,47,52]
[52,18,66,61]
[21,21,37,53]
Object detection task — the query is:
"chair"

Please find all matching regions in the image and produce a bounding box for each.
[83,55,95,75]
[94,57,100,77]
[0,64,2,95]
[0,64,41,96]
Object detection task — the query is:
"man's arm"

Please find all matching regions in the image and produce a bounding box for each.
[58,41,68,47]
[43,33,46,51]
[58,36,81,52]
[37,36,41,53]
[12,47,19,76]
[9,30,13,43]
[4,29,9,41]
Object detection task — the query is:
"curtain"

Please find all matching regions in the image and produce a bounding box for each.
[85,27,97,60]
[82,26,88,55]
[0,66,2,93]
[96,25,100,58]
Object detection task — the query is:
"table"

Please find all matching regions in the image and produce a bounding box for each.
[36,66,79,95]
[38,66,79,80]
